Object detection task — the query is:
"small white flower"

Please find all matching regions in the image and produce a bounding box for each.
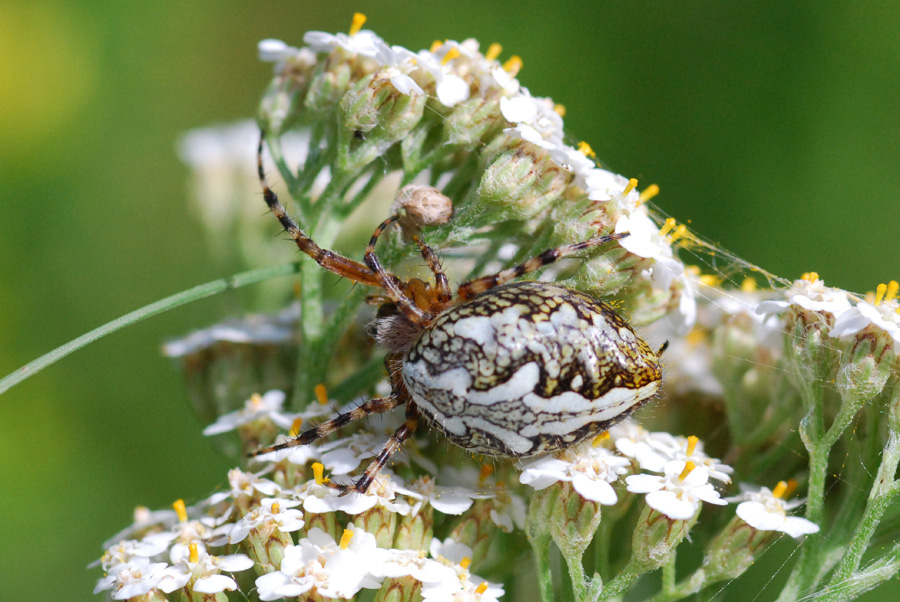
[830,299,900,344]
[643,433,733,484]
[626,460,727,520]
[519,439,631,505]
[421,574,505,602]
[221,497,306,544]
[164,545,255,595]
[425,538,505,601]
[415,46,470,107]
[95,537,169,574]
[94,561,170,600]
[303,29,383,57]
[255,525,383,600]
[402,476,480,515]
[258,38,296,62]
[731,484,820,538]
[203,390,295,435]
[504,123,559,150]
[374,41,424,96]
[369,548,458,585]
[297,471,414,516]
[756,276,852,318]
[204,467,282,523]
[614,211,685,291]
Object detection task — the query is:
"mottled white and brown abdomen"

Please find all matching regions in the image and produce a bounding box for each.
[402,281,662,457]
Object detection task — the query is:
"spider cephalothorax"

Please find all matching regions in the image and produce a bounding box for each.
[252,133,663,494]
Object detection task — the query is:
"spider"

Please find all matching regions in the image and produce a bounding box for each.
[251,132,663,494]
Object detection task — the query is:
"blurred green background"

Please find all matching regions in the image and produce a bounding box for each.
[1,1,899,600]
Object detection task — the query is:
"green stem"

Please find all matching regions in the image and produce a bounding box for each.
[0,263,300,396]
[777,386,828,601]
[820,431,900,599]
[646,568,708,602]
[661,551,677,595]
[597,558,643,602]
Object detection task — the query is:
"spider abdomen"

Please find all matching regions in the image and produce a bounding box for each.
[402,281,661,457]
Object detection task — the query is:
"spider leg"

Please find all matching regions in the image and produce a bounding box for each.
[364,215,433,325]
[257,132,381,287]
[456,231,630,300]
[413,235,452,303]
[331,401,420,495]
[248,395,403,457]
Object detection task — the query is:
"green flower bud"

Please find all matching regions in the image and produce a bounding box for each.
[393,505,433,551]
[702,515,775,582]
[304,58,354,114]
[245,522,293,575]
[459,144,570,227]
[442,95,504,149]
[374,575,423,602]
[337,73,426,172]
[631,505,694,573]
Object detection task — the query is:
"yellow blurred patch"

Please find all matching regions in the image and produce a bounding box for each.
[0,3,97,150]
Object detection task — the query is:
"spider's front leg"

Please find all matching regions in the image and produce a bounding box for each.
[329,400,420,496]
[456,231,630,300]
[249,395,403,457]
[257,131,382,287]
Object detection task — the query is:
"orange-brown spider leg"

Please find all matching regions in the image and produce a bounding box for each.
[249,396,402,457]
[456,232,630,300]
[413,235,452,303]
[257,132,381,287]
[331,401,420,495]
[364,216,433,325]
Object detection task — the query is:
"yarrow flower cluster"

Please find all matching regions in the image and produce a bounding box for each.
[90,13,900,602]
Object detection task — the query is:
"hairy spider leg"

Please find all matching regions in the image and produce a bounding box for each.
[364,215,433,325]
[338,401,420,495]
[412,235,452,303]
[249,395,404,457]
[456,231,631,300]
[257,132,381,287]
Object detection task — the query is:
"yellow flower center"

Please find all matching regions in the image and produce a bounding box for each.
[189,542,199,564]
[485,43,502,61]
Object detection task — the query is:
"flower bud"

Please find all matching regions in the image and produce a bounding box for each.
[459,145,570,226]
[547,482,603,567]
[393,505,434,551]
[337,73,426,172]
[631,505,694,572]
[702,515,775,582]
[441,95,504,149]
[304,59,354,114]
